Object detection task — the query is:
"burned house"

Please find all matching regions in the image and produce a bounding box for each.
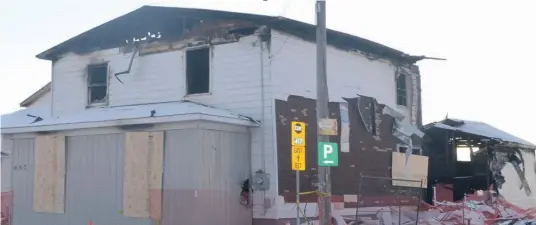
[1,5,428,225]
[424,118,536,210]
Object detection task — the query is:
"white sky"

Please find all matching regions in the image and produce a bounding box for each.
[0,0,534,144]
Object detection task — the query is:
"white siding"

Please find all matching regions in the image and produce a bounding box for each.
[30,91,51,108]
[51,34,276,217]
[269,30,414,116]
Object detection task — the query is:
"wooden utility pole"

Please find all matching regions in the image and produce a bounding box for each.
[315,0,331,225]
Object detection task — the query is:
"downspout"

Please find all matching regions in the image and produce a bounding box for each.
[51,60,55,118]
[259,32,268,215]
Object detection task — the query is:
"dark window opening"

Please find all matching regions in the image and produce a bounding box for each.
[186,47,210,95]
[88,63,108,104]
[396,74,407,106]
[398,146,421,155]
[370,101,377,135]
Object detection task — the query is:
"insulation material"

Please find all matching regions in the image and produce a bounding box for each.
[339,103,350,152]
[123,131,164,218]
[391,152,428,187]
[33,135,66,213]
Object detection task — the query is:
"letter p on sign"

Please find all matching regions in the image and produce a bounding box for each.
[318,142,338,166]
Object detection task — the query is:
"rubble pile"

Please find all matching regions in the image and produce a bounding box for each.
[417,199,536,225]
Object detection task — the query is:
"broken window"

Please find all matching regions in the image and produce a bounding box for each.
[186,47,210,95]
[396,74,407,106]
[456,146,472,162]
[88,63,108,104]
[398,146,421,155]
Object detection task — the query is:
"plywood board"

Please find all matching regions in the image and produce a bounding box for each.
[123,132,164,218]
[391,152,428,188]
[33,135,66,213]
[148,132,164,221]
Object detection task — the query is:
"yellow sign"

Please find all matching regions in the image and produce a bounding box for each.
[291,146,306,171]
[291,121,306,147]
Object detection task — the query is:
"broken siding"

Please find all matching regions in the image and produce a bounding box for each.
[496,150,536,209]
[270,30,418,119]
[270,30,422,207]
[275,96,418,204]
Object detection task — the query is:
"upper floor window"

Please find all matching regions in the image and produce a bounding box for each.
[186,47,210,95]
[88,63,108,105]
[396,74,407,106]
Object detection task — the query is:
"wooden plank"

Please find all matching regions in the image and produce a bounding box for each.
[123,132,150,218]
[33,135,65,213]
[148,132,164,221]
[123,131,164,218]
[391,152,429,188]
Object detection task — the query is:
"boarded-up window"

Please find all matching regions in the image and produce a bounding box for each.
[123,132,164,219]
[391,152,428,188]
[34,135,66,213]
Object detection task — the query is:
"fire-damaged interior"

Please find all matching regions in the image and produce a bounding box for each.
[423,118,536,204]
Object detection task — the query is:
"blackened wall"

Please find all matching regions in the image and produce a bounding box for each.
[275,95,409,202]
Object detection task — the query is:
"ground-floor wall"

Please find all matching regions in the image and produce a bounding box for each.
[5,121,252,225]
[1,136,14,225]
[256,95,425,225]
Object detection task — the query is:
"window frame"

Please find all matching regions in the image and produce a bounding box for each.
[396,73,408,106]
[396,144,422,155]
[87,62,109,106]
[184,45,212,96]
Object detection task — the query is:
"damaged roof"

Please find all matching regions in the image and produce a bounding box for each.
[36,5,421,63]
[425,118,536,149]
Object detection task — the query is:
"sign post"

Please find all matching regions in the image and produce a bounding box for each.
[291,121,306,225]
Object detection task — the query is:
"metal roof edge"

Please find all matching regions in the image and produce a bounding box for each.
[1,113,258,134]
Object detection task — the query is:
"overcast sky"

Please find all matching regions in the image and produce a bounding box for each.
[0,0,534,144]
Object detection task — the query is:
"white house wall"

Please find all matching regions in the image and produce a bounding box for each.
[270,30,415,116]
[50,34,275,218]
[268,30,419,219]
[30,91,52,108]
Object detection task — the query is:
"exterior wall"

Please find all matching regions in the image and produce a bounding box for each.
[50,34,275,217]
[267,30,422,222]
[162,129,251,225]
[8,122,252,225]
[29,91,51,108]
[1,136,14,225]
[269,30,418,120]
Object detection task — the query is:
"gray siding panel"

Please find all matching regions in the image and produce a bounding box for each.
[11,134,150,225]
[64,134,149,225]
[162,129,252,225]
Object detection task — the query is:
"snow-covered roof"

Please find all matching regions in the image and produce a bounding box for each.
[426,118,535,149]
[1,101,257,134]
